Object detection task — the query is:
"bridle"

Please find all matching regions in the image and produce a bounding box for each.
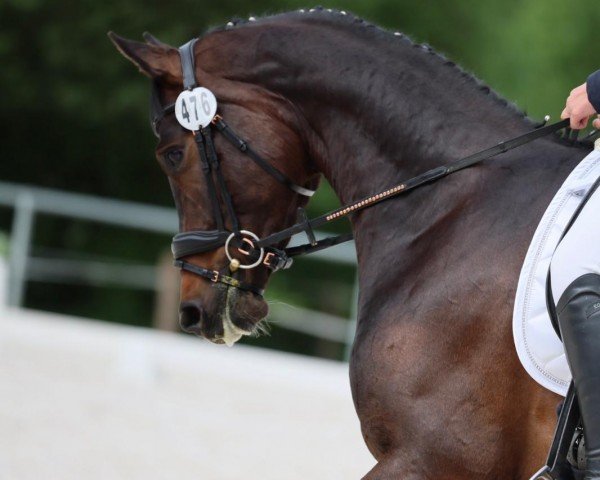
[152,39,316,296]
[152,37,591,297]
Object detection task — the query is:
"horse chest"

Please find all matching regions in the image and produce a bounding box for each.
[349,306,525,474]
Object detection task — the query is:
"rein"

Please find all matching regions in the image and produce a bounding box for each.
[156,38,585,297]
[255,117,576,251]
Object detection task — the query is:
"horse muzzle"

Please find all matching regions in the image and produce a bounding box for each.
[178,288,268,346]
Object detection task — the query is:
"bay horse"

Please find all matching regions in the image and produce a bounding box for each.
[109,9,591,479]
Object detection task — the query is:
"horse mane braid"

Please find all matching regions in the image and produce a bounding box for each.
[209,7,529,121]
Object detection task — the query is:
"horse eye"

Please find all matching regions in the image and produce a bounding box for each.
[165,149,184,168]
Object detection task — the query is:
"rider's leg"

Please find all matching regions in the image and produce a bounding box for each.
[551,183,600,479]
[555,274,600,478]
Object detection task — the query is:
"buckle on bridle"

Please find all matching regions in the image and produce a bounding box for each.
[210,270,220,283]
[263,249,294,272]
[263,252,275,267]
[297,208,317,246]
[224,230,264,270]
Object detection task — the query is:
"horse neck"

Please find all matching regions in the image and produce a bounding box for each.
[229,24,571,241]
[254,23,589,303]
[292,52,536,205]
[211,20,535,197]
[207,18,587,287]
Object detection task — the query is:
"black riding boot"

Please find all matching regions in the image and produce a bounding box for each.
[557,273,600,479]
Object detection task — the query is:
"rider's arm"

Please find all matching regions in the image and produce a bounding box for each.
[587,70,600,114]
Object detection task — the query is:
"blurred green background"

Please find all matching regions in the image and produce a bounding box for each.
[1,0,599,359]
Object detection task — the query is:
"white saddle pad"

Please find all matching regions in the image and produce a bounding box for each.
[513,147,600,396]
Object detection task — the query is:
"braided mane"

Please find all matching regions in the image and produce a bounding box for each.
[207,6,529,122]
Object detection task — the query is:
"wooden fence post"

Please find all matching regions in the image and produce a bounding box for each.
[153,250,180,332]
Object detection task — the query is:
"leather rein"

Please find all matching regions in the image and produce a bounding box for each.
[154,38,586,297]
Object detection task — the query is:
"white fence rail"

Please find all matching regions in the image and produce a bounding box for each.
[0,181,358,353]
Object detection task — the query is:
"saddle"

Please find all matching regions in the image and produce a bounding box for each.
[513,149,600,397]
[528,148,600,480]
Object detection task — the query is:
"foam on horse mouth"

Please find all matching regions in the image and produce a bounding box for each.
[220,287,253,347]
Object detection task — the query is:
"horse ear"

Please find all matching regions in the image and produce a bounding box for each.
[142,31,169,48]
[108,31,180,83]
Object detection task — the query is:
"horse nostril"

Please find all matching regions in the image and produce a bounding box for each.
[179,301,204,334]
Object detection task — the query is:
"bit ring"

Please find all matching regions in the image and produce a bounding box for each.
[225,230,264,270]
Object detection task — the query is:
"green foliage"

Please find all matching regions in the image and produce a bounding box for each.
[1,0,599,358]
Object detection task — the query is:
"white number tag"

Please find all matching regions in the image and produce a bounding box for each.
[174,87,218,131]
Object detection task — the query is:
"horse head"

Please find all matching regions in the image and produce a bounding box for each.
[109,32,320,345]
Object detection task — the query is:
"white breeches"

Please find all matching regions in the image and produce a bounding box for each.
[551,183,600,303]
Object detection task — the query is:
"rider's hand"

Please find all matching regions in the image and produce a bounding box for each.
[561,83,598,129]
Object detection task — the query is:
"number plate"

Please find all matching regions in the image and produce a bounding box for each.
[174,87,218,131]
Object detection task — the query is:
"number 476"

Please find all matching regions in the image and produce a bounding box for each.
[182,91,211,122]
